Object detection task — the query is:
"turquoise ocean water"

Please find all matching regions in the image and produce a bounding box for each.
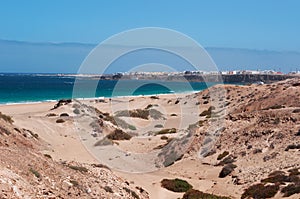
[0,73,222,104]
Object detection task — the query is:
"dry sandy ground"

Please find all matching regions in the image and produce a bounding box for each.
[1,78,300,198]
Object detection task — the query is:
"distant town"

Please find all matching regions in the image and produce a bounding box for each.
[55,69,300,83]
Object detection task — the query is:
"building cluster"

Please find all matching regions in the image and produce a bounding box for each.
[121,70,287,76]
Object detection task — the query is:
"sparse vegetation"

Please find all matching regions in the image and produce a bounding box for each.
[0,112,13,123]
[46,113,57,117]
[150,96,159,99]
[107,129,132,140]
[56,118,65,123]
[44,154,52,159]
[241,183,279,199]
[161,178,192,192]
[68,165,88,173]
[123,187,140,199]
[104,186,113,193]
[285,144,300,151]
[60,113,69,117]
[73,108,80,114]
[115,109,149,119]
[263,104,285,110]
[128,125,137,130]
[219,163,237,178]
[0,126,11,135]
[29,168,41,178]
[155,128,176,135]
[160,135,168,140]
[94,137,113,146]
[217,155,235,166]
[70,180,79,187]
[183,189,231,199]
[217,151,229,160]
[281,183,300,197]
[154,124,164,128]
[115,108,164,120]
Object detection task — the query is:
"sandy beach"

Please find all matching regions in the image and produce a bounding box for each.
[1,79,300,198]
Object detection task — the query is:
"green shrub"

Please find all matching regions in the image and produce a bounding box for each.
[217,151,229,160]
[241,183,279,199]
[128,125,137,130]
[161,178,192,192]
[183,189,231,199]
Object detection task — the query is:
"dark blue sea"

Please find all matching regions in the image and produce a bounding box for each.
[0,73,221,104]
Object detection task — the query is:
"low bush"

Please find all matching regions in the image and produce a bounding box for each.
[70,180,79,187]
[150,96,159,99]
[292,109,300,113]
[183,189,231,199]
[29,168,41,178]
[60,113,69,117]
[217,151,229,160]
[219,163,237,178]
[94,138,113,146]
[0,112,13,123]
[123,187,140,199]
[285,144,300,151]
[161,178,192,192]
[68,165,88,173]
[73,108,80,114]
[154,124,164,128]
[261,171,291,184]
[217,156,235,166]
[281,183,300,197]
[264,104,285,110]
[46,113,57,117]
[104,186,113,193]
[107,129,132,140]
[161,135,168,140]
[115,109,149,120]
[44,154,52,159]
[241,183,279,199]
[155,128,176,135]
[56,119,65,123]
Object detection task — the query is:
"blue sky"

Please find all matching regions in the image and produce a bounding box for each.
[0,0,300,51]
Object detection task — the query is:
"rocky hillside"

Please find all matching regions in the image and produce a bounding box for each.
[0,114,149,199]
[185,78,300,198]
